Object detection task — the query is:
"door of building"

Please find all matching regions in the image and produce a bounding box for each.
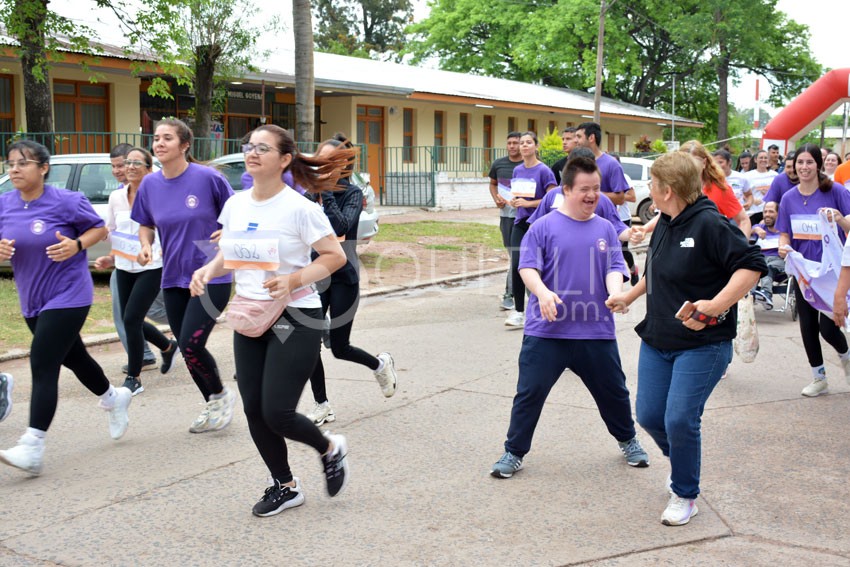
[356,105,384,196]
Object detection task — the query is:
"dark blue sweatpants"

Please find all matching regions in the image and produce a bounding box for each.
[504,335,636,458]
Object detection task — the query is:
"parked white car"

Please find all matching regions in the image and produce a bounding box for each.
[619,156,655,224]
[0,153,160,265]
[209,153,379,243]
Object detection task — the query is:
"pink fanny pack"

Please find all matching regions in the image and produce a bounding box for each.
[224,286,314,337]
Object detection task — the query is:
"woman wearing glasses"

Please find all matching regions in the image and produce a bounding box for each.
[190,125,352,517]
[0,140,133,475]
[132,118,237,433]
[95,147,179,396]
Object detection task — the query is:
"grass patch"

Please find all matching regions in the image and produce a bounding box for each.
[376,221,502,248]
[358,252,414,270]
[0,271,116,352]
[425,244,464,251]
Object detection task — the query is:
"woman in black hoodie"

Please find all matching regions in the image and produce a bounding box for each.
[607,152,765,526]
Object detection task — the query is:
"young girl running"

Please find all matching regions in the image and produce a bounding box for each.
[190,125,352,517]
[306,134,397,426]
[132,118,237,433]
[0,141,132,475]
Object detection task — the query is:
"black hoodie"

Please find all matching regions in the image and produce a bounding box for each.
[635,196,767,350]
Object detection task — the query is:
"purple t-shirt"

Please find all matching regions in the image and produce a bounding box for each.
[132,163,234,288]
[512,162,556,224]
[596,153,630,194]
[527,188,628,235]
[764,173,795,205]
[0,186,104,317]
[519,212,626,339]
[241,171,307,195]
[752,223,780,257]
[776,183,850,261]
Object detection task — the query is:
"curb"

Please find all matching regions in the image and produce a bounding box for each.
[0,268,510,363]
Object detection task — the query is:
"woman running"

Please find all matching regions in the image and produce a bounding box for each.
[132,118,237,433]
[95,147,179,396]
[0,140,132,475]
[190,124,351,517]
[306,134,397,426]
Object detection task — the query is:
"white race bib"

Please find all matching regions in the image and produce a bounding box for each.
[497,183,514,202]
[550,193,564,208]
[758,235,779,250]
[220,230,281,271]
[511,178,537,199]
[790,214,822,241]
[111,231,142,261]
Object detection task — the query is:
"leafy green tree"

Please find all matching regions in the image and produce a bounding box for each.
[539,126,564,165]
[312,0,413,60]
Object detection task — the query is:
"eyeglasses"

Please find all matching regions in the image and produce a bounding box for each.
[123,160,148,168]
[242,143,280,156]
[4,159,39,169]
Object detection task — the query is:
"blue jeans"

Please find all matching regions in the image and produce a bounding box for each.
[505,336,636,458]
[636,341,732,500]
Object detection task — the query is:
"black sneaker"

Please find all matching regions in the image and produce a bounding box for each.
[321,433,350,497]
[252,478,305,517]
[160,340,180,374]
[122,375,144,396]
[122,359,157,374]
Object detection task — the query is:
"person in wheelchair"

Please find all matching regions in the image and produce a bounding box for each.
[750,201,785,310]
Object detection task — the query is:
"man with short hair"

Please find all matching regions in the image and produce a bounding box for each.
[488,132,524,310]
[490,155,648,480]
[713,149,753,210]
[750,201,784,311]
[574,122,629,206]
[767,144,782,171]
[764,151,798,205]
[549,127,577,186]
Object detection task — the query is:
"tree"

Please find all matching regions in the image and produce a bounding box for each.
[406,0,822,142]
[118,0,269,158]
[294,0,315,144]
[313,0,413,60]
[0,0,109,135]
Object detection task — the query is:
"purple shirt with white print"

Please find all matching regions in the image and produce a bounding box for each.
[132,162,234,288]
[0,186,104,317]
[519,211,626,340]
[512,162,556,224]
[775,182,850,262]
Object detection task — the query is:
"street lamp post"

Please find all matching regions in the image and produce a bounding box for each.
[592,0,609,124]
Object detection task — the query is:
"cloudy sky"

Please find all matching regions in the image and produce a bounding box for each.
[55,0,846,116]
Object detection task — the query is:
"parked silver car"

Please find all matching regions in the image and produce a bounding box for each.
[0,153,161,265]
[619,156,655,224]
[209,153,379,243]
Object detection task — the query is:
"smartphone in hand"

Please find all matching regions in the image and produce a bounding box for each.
[675,301,696,321]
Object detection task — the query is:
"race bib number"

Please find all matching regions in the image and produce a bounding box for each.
[550,193,564,208]
[790,214,821,241]
[111,231,141,261]
[511,178,537,199]
[220,230,280,271]
[497,183,514,202]
[758,235,779,250]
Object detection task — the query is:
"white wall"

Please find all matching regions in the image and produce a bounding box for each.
[432,174,496,211]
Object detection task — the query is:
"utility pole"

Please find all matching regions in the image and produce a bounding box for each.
[592,0,608,123]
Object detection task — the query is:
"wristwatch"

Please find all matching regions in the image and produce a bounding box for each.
[76,238,83,252]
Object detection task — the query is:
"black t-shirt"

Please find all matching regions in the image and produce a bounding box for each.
[550,156,568,186]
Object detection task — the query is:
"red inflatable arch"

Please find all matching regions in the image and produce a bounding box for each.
[761,68,850,154]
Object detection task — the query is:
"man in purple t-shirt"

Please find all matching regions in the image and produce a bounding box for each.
[749,201,784,309]
[490,156,648,479]
[575,122,630,205]
[764,152,798,205]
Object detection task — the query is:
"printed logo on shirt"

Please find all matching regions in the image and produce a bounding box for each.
[680,237,695,248]
[273,323,291,330]
[596,238,607,253]
[30,219,45,235]
[185,194,199,209]
[247,222,259,232]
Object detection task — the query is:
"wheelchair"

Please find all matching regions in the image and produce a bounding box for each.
[769,274,797,321]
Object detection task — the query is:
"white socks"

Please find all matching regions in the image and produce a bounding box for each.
[99,385,117,408]
[26,427,46,441]
[811,366,826,381]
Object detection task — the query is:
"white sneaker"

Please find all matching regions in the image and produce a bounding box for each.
[206,387,237,431]
[801,379,828,397]
[306,401,336,425]
[99,387,132,440]
[0,372,13,422]
[504,310,525,328]
[374,352,398,398]
[0,432,44,475]
[189,403,214,433]
[661,494,698,526]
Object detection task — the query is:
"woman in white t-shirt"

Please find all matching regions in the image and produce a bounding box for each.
[94,147,178,395]
[189,125,352,518]
[744,150,777,224]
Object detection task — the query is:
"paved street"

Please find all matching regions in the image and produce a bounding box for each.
[1,272,850,566]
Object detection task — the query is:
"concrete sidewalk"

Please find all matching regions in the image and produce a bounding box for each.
[1,270,849,565]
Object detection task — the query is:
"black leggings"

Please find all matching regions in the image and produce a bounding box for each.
[25,307,110,431]
[234,307,328,484]
[309,280,379,403]
[621,218,635,271]
[794,283,848,367]
[510,220,531,313]
[163,285,231,401]
[115,268,171,376]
